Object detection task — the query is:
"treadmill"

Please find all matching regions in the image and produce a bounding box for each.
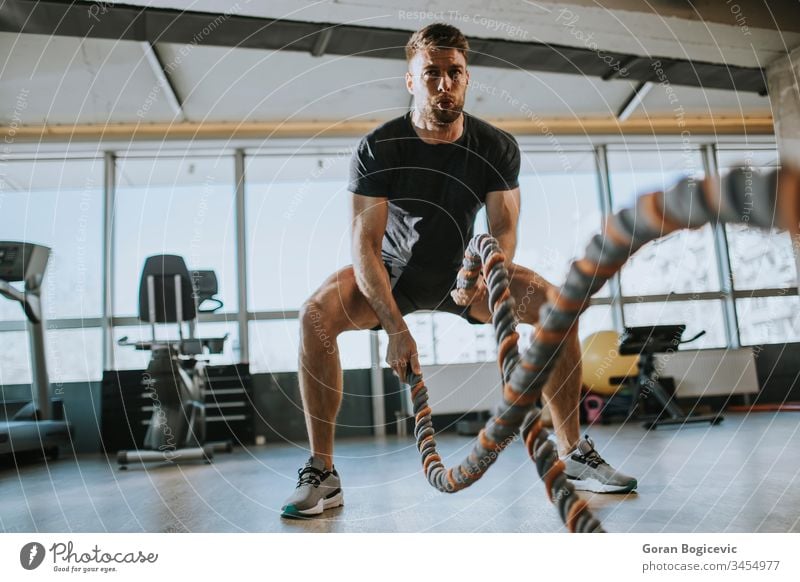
[0,241,71,459]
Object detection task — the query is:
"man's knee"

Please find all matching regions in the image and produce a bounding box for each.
[514,278,555,325]
[299,298,340,353]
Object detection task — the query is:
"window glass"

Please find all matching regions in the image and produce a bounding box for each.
[717,149,796,290]
[0,328,102,384]
[736,295,800,345]
[246,153,352,312]
[0,159,103,320]
[249,320,370,373]
[608,149,719,295]
[114,156,237,318]
[623,300,727,349]
[516,152,602,288]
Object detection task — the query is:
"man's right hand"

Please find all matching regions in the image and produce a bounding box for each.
[385,325,421,383]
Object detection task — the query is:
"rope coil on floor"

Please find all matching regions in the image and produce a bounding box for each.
[407,166,800,533]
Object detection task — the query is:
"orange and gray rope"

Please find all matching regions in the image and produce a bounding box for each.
[407,234,603,532]
[407,166,800,533]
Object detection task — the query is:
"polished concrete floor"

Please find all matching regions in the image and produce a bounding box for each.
[1,412,798,533]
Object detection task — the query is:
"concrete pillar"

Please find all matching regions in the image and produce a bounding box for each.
[767,46,800,287]
[767,45,800,168]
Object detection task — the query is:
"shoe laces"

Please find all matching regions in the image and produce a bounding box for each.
[297,465,327,488]
[576,435,608,468]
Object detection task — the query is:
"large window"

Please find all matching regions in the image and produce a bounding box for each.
[46,329,103,385]
[606,148,728,348]
[377,313,489,368]
[251,321,371,373]
[516,151,602,287]
[608,148,720,295]
[0,331,29,385]
[717,148,798,345]
[246,153,352,311]
[737,296,800,345]
[0,159,104,320]
[114,156,238,316]
[718,149,796,290]
[245,152,370,372]
[432,313,496,364]
[111,156,239,368]
[2,138,796,389]
[0,158,104,384]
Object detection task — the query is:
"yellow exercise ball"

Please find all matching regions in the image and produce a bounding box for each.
[581,330,639,396]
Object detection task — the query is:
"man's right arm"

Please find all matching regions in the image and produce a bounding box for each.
[351,193,421,378]
[351,194,404,332]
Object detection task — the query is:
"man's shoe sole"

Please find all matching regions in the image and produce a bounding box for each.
[281,491,344,519]
[567,477,638,494]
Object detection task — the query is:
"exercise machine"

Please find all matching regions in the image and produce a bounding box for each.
[116,254,231,469]
[620,325,723,429]
[0,241,71,460]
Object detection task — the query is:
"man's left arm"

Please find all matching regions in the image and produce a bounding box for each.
[451,187,521,307]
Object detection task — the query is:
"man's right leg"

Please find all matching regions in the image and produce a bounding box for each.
[282,266,379,518]
[298,266,379,468]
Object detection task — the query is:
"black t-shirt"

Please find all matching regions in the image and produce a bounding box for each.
[348,111,520,302]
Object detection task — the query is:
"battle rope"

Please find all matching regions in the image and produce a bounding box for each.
[407,166,800,533]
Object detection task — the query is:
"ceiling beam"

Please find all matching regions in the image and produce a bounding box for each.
[552,0,800,34]
[616,81,654,121]
[0,0,768,94]
[0,116,774,142]
[140,42,185,121]
[310,28,333,58]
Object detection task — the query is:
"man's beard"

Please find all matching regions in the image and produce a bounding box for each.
[422,97,463,125]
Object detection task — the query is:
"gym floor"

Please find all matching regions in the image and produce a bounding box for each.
[1,412,798,533]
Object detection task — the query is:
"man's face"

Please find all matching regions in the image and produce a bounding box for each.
[406,48,469,125]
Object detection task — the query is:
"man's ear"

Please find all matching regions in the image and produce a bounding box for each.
[405,71,414,95]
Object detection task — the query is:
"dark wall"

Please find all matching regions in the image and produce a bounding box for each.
[2,370,374,453]
[752,342,800,403]
[0,381,102,453]
[382,368,404,435]
[3,342,799,453]
[253,369,375,443]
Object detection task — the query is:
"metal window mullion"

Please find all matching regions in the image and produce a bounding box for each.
[702,143,740,348]
[429,313,438,364]
[234,149,249,364]
[594,144,625,331]
[102,152,116,370]
[369,331,386,437]
[794,235,800,294]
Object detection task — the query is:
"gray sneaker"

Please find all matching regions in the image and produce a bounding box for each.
[562,435,638,494]
[281,456,344,518]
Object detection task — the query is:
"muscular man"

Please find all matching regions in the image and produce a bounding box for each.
[281,23,637,519]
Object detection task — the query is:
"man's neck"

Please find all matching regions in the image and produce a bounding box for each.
[410,109,464,145]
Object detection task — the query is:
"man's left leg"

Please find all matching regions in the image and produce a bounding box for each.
[466,262,637,493]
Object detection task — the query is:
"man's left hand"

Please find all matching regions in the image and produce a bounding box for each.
[451,274,488,307]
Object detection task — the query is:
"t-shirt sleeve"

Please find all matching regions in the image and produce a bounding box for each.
[485,133,520,192]
[348,135,389,197]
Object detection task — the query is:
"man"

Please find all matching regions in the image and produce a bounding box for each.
[281,23,636,519]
